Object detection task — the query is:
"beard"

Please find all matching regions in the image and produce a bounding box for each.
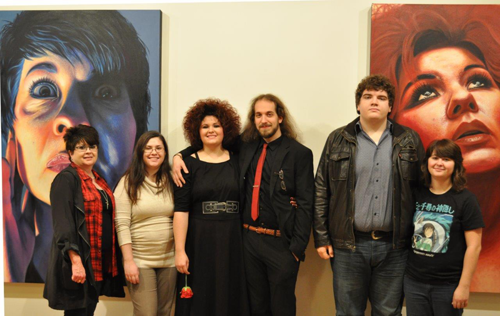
[258,124,279,139]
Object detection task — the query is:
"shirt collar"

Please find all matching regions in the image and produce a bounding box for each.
[355,120,393,134]
[261,135,283,151]
[71,162,100,181]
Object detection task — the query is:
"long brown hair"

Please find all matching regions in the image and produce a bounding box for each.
[124,131,173,204]
[422,139,467,192]
[241,94,299,143]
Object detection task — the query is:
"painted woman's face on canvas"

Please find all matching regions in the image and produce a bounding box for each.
[12,51,136,204]
[394,47,500,174]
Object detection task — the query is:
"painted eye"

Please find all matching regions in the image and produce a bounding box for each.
[405,84,440,110]
[467,73,493,90]
[30,80,59,99]
[94,85,120,100]
[417,90,437,101]
[468,80,485,89]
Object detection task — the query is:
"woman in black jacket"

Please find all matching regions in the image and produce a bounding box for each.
[43,124,124,315]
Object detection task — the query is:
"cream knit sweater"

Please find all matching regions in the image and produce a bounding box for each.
[114,176,175,268]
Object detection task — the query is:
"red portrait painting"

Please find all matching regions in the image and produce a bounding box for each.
[371,4,500,293]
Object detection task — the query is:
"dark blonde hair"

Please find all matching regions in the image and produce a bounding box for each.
[422,139,467,191]
[241,93,299,142]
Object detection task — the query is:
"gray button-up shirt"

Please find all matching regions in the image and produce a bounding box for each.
[354,121,393,232]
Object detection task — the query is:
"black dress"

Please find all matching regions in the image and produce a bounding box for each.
[174,153,249,316]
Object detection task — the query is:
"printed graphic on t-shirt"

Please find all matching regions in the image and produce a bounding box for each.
[412,204,454,254]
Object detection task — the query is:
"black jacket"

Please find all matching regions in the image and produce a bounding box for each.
[240,136,314,261]
[43,166,124,310]
[313,118,424,250]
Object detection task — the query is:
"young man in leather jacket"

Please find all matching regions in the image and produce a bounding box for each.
[313,75,424,315]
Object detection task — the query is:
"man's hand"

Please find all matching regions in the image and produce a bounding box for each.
[316,245,334,259]
[452,284,470,309]
[290,197,298,208]
[292,252,299,262]
[175,251,190,274]
[124,259,140,284]
[172,154,188,187]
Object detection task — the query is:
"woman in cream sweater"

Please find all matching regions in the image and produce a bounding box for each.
[114,131,176,316]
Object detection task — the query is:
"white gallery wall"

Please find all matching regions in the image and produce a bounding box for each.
[2,0,500,315]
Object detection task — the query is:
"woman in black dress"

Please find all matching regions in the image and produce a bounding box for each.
[173,98,249,316]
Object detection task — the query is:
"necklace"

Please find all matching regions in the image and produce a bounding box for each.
[99,189,110,209]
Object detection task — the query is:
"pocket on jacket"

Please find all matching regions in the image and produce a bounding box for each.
[82,194,96,216]
[399,148,418,180]
[62,258,81,290]
[329,151,350,181]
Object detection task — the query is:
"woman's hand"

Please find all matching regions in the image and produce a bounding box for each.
[124,259,140,284]
[175,251,190,275]
[70,260,86,284]
[68,250,86,283]
[71,261,86,284]
[172,154,188,187]
[452,284,470,309]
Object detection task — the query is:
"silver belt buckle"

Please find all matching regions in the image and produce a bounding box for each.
[202,201,219,214]
[226,201,239,213]
[202,201,239,214]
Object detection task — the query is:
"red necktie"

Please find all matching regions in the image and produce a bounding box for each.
[251,143,268,221]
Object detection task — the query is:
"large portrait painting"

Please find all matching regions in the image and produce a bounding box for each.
[371,4,500,293]
[1,10,161,283]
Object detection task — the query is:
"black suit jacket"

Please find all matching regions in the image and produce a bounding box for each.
[239,136,314,261]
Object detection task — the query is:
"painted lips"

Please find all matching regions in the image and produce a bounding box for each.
[453,120,491,145]
[47,153,70,173]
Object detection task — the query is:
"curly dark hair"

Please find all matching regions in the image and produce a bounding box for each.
[355,74,395,115]
[183,98,241,150]
[422,139,467,192]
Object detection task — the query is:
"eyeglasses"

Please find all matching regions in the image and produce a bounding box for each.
[144,147,164,154]
[75,145,98,152]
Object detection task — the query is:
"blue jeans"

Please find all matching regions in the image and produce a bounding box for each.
[331,232,407,316]
[404,275,463,316]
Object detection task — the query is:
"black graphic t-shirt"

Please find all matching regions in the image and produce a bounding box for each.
[406,187,484,284]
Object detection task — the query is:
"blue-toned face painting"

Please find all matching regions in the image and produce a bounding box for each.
[1,10,160,283]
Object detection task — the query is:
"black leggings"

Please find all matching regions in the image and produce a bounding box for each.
[63,301,98,316]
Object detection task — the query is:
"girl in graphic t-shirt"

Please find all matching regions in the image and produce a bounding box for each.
[405,139,484,316]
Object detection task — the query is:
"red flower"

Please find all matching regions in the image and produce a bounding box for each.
[180,274,193,299]
[180,286,193,299]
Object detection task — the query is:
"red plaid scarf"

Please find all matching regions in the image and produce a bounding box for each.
[72,163,118,281]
